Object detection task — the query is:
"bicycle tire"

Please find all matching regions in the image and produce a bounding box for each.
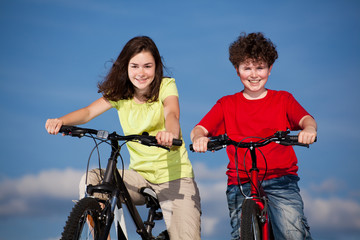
[60,197,102,240]
[241,199,261,240]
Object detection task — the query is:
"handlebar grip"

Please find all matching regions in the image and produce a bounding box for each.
[189,142,225,152]
[189,144,194,152]
[59,125,97,137]
[208,141,227,151]
[59,125,73,133]
[288,135,317,143]
[288,135,298,141]
[281,135,310,148]
[172,139,183,146]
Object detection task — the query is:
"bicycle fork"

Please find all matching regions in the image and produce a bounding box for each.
[249,146,271,240]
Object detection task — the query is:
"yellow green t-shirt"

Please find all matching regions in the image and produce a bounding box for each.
[109,78,194,184]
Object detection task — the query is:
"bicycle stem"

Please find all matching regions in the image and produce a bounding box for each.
[249,146,259,197]
[103,138,120,184]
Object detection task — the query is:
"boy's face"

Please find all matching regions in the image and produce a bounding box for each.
[236,60,272,95]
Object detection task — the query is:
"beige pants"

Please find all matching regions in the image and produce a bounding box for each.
[79,169,201,240]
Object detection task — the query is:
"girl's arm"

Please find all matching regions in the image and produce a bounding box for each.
[298,115,317,144]
[156,95,180,147]
[45,97,112,135]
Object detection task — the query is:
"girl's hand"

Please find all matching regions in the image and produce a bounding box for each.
[156,131,176,147]
[45,118,63,135]
[191,136,210,153]
[298,126,317,144]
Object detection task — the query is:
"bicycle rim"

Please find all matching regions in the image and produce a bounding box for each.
[60,197,102,240]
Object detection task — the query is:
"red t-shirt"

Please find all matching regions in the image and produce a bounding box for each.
[197,89,310,185]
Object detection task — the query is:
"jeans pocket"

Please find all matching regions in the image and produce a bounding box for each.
[285,215,312,240]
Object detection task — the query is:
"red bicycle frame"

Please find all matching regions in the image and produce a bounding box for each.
[249,146,271,240]
[190,131,314,240]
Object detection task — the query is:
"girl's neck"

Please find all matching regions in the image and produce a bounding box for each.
[242,89,268,100]
[133,91,148,104]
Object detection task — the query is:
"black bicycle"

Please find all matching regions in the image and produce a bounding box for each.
[190,130,315,240]
[58,125,182,240]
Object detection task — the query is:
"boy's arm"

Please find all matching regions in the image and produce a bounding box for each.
[298,115,317,144]
[190,125,210,153]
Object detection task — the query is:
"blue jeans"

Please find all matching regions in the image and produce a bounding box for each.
[226,175,312,240]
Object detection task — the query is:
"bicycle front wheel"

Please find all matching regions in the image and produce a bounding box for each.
[240,199,261,240]
[60,197,102,240]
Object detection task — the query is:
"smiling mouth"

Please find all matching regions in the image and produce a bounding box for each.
[249,79,261,83]
[136,78,148,83]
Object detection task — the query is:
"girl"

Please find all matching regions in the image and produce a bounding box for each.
[45,36,201,240]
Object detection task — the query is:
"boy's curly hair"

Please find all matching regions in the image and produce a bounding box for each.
[229,32,278,68]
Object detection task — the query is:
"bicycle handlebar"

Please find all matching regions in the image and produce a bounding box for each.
[59,125,183,148]
[189,131,316,152]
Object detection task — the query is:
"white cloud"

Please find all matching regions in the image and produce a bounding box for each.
[0,168,83,200]
[309,178,345,194]
[202,216,220,236]
[0,168,83,216]
[193,161,227,181]
[0,198,29,216]
[303,186,360,231]
[194,165,360,235]
[193,162,230,237]
[1,166,360,236]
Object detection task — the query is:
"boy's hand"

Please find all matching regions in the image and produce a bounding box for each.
[298,115,317,144]
[298,126,317,144]
[192,136,210,153]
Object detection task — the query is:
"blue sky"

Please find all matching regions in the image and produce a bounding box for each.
[1,0,360,239]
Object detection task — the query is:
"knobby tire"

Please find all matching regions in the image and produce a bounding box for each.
[241,199,261,240]
[60,197,102,240]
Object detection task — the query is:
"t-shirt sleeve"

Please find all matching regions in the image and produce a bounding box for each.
[108,99,119,109]
[197,100,226,136]
[160,78,179,102]
[286,93,311,130]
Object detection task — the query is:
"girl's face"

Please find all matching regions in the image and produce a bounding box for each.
[128,51,156,95]
[237,60,272,96]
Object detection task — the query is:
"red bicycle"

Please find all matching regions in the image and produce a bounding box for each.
[190,130,315,240]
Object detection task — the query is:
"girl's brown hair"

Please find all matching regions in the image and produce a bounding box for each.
[98,36,164,102]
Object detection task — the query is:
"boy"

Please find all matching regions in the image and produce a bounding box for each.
[191,32,317,240]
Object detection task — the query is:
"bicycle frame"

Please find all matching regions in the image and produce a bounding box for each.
[190,131,314,240]
[87,137,155,240]
[58,125,176,240]
[248,146,271,240]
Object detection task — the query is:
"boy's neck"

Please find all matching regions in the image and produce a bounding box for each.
[242,89,268,100]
